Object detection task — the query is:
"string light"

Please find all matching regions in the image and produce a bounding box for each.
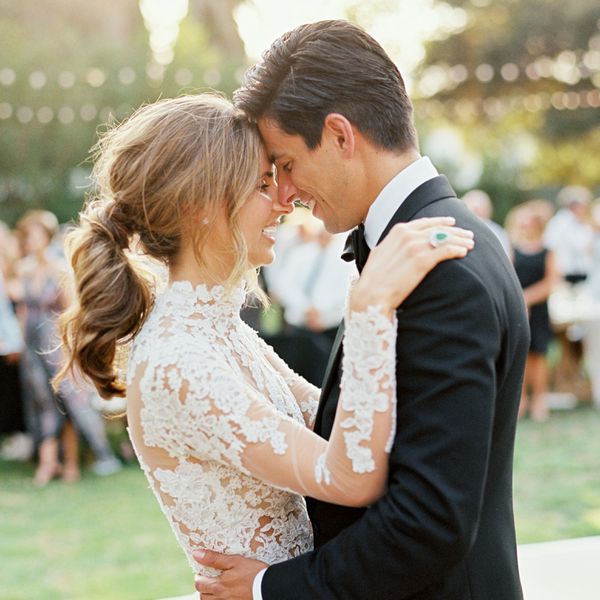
[86,68,106,88]
[0,64,220,91]
[414,88,600,121]
[16,106,34,124]
[57,106,75,124]
[118,66,136,85]
[0,68,15,86]
[57,71,76,89]
[0,44,596,126]
[29,71,47,90]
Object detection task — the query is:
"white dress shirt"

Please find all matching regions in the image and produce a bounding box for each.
[251,155,439,600]
[363,156,439,248]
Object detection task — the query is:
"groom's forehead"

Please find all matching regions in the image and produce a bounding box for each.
[258,118,295,156]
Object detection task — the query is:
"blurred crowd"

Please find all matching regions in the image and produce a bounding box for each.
[464,185,600,421]
[248,185,600,424]
[0,210,122,485]
[1,186,599,481]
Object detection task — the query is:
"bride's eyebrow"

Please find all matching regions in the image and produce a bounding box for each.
[262,170,274,179]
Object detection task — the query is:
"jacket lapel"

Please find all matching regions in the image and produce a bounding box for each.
[314,321,345,431]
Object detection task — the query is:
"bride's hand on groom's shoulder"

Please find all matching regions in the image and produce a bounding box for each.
[193,549,267,599]
[350,216,474,315]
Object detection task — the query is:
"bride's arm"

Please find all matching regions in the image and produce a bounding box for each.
[150,304,395,507]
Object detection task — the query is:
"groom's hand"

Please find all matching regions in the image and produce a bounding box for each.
[193,549,267,599]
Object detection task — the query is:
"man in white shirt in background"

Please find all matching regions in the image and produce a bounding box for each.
[462,189,511,256]
[544,185,594,285]
[263,210,354,383]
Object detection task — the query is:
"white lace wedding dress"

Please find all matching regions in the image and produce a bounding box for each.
[126,280,397,575]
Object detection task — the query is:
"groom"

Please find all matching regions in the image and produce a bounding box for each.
[194,20,528,599]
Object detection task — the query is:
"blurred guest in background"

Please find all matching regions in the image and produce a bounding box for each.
[507,201,559,421]
[264,210,353,385]
[0,267,29,458]
[462,189,511,256]
[543,186,595,402]
[0,222,33,460]
[582,199,600,409]
[11,210,120,485]
[543,185,594,285]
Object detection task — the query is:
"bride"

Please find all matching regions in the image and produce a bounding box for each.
[56,94,473,577]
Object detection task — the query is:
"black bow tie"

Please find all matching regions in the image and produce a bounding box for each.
[341,223,370,273]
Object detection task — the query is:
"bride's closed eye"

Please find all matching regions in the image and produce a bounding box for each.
[258,170,275,192]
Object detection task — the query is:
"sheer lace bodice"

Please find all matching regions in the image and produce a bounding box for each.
[126,280,397,575]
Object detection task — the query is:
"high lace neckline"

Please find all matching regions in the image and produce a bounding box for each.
[163,280,246,318]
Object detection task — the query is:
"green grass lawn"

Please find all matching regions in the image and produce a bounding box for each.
[2,406,600,599]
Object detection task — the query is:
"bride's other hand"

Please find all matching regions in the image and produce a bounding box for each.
[350,217,474,316]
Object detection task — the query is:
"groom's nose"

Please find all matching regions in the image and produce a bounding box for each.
[277,174,298,208]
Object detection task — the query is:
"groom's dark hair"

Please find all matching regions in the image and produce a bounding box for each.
[234,19,418,152]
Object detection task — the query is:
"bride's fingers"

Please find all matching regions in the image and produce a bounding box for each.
[405,230,474,253]
[431,242,472,261]
[422,225,474,241]
[408,216,456,230]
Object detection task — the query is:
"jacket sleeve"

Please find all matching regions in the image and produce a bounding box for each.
[262,262,505,599]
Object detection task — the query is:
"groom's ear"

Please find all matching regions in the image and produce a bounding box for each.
[323,113,355,158]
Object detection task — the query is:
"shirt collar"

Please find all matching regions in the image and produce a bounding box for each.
[363,156,438,248]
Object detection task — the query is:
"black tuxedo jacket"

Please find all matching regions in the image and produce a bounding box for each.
[262,176,529,599]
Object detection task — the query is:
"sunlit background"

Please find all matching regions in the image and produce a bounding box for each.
[1,0,599,227]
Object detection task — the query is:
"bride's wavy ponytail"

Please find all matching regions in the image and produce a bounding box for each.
[54,94,262,399]
[55,200,155,398]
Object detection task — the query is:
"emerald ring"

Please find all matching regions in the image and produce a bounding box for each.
[429,230,449,248]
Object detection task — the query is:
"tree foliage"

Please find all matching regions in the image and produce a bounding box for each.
[414,0,600,211]
[0,0,247,225]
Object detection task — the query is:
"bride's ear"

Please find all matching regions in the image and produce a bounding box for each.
[323,113,356,158]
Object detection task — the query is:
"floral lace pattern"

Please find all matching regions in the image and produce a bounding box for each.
[341,306,398,469]
[126,279,397,576]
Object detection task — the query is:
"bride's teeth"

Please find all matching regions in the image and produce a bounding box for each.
[262,227,277,236]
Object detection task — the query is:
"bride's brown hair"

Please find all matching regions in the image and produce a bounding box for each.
[55,94,262,399]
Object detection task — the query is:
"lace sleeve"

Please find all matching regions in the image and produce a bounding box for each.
[254,332,320,429]
[146,306,397,507]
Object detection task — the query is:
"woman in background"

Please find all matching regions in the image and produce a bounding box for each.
[12,210,120,485]
[507,200,559,421]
